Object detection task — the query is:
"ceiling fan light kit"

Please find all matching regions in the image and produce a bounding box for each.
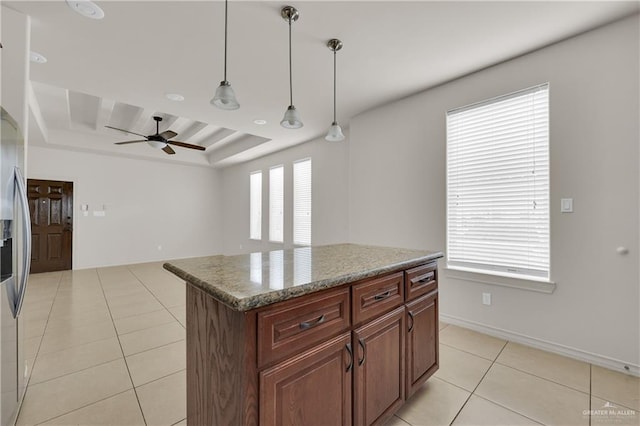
[211,0,240,110]
[280,5,303,129]
[108,116,206,155]
[325,38,345,142]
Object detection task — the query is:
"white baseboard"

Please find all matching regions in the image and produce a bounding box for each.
[440,313,640,377]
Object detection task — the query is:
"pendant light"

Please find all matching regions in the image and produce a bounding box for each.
[280,6,303,129]
[325,38,345,141]
[211,0,239,110]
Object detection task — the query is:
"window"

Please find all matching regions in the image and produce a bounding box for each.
[269,165,284,243]
[293,158,312,246]
[446,83,550,280]
[249,171,262,240]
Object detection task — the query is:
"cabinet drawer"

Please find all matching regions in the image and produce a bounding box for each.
[405,262,437,301]
[257,288,350,368]
[352,272,404,325]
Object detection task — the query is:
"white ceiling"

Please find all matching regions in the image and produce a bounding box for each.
[6,0,639,167]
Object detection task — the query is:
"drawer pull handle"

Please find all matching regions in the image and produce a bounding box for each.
[299,314,325,330]
[346,343,353,372]
[373,290,392,301]
[358,338,366,366]
[408,311,415,332]
[414,272,434,286]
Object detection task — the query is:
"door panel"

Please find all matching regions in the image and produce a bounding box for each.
[354,306,405,426]
[27,180,73,273]
[406,291,438,398]
[260,332,352,426]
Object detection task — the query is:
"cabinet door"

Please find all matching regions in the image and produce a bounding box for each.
[353,307,405,426]
[406,290,438,398]
[260,332,352,426]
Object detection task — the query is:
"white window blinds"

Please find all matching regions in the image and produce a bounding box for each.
[293,159,312,246]
[249,171,262,240]
[446,83,550,280]
[269,165,284,243]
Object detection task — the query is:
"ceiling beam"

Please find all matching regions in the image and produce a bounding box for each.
[198,128,237,148]
[208,134,270,167]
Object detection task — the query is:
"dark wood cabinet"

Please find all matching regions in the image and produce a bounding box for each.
[353,307,405,426]
[257,288,350,368]
[406,290,439,398]
[185,260,439,426]
[260,333,352,426]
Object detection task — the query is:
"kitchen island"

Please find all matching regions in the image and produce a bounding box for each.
[164,244,443,426]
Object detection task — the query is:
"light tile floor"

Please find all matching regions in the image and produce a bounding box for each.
[16,264,639,426]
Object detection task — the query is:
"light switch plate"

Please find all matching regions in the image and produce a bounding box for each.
[561,198,573,213]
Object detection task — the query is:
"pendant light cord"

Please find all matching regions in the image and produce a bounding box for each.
[288,17,293,106]
[223,0,228,82]
[333,50,337,123]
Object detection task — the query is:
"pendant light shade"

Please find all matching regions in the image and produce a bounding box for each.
[211,81,239,110]
[280,6,303,129]
[325,122,345,142]
[325,38,344,141]
[211,0,239,110]
[281,105,303,129]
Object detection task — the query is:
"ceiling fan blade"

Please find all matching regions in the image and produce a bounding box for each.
[115,140,148,145]
[159,130,178,140]
[167,141,206,151]
[105,126,148,138]
[163,145,176,155]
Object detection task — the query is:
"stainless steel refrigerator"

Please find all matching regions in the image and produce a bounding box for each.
[0,107,32,426]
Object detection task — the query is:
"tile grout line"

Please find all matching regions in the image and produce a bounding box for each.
[26,271,64,361]
[132,368,186,391]
[475,346,567,425]
[16,272,64,424]
[441,340,592,396]
[124,338,186,360]
[127,266,186,329]
[96,268,149,426]
[439,341,500,362]
[448,340,509,425]
[492,359,591,395]
[31,389,134,426]
[19,271,128,425]
[26,348,122,387]
[447,339,552,426]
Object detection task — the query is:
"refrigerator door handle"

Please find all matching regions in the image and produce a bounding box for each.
[13,166,31,318]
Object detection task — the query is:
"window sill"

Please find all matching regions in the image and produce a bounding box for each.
[444,267,556,294]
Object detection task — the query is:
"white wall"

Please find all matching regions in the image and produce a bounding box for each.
[348,16,639,371]
[1,6,30,138]
[28,146,223,269]
[221,135,349,255]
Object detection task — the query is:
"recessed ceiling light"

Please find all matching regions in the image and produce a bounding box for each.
[165,93,185,102]
[254,119,267,125]
[30,51,47,64]
[66,1,105,20]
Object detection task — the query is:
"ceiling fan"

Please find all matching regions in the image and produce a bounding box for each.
[106,116,206,155]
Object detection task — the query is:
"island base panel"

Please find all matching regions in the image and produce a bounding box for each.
[187,284,258,426]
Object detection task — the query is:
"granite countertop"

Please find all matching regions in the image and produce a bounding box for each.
[163,243,443,311]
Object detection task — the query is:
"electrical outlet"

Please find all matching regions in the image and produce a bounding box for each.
[482,293,492,306]
[157,245,162,251]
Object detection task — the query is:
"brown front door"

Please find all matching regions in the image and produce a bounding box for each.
[27,179,73,273]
